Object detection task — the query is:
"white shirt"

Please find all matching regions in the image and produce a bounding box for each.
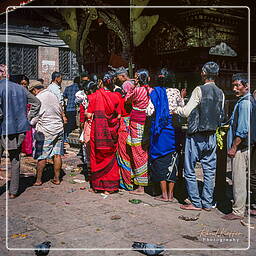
[47,82,64,106]
[175,82,225,118]
[31,89,63,136]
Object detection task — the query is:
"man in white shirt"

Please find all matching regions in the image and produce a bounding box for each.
[30,81,64,186]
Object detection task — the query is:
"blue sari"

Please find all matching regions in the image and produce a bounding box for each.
[149,87,178,182]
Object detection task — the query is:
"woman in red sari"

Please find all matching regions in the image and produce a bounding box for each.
[86,72,121,194]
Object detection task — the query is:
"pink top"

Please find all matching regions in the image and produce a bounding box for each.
[125,85,153,110]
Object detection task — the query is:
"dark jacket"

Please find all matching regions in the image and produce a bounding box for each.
[187,82,224,135]
[0,79,41,135]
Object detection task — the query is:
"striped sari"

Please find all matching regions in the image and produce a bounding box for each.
[125,85,152,186]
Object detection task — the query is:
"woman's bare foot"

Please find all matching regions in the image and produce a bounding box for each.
[33,181,43,186]
[86,188,96,193]
[51,179,60,185]
[180,204,202,211]
[154,195,168,202]
[129,189,144,195]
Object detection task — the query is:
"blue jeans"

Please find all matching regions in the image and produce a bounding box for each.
[184,133,217,208]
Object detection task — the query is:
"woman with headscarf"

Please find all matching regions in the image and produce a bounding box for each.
[146,68,186,201]
[86,72,121,194]
[125,68,153,194]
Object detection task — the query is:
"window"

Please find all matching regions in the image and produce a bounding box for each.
[1,44,38,79]
[59,48,79,80]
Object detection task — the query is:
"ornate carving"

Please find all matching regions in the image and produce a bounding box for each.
[150,23,186,54]
[80,8,98,56]
[184,25,238,49]
[209,42,237,57]
[98,10,130,59]
[107,30,122,55]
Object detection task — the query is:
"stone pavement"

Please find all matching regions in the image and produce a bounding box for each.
[0,147,256,256]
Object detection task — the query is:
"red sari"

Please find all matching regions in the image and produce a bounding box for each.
[87,88,121,192]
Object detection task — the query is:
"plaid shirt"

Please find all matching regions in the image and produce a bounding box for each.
[63,83,79,112]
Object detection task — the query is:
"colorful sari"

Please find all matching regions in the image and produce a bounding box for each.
[125,85,152,186]
[87,88,120,192]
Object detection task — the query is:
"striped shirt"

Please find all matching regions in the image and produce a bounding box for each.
[125,86,153,110]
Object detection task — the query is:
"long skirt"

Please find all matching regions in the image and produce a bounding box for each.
[127,110,149,186]
[117,117,133,191]
[90,129,119,192]
[150,151,178,183]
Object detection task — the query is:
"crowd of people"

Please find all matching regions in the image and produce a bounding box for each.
[0,61,256,221]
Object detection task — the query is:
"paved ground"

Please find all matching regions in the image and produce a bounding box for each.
[0,146,256,256]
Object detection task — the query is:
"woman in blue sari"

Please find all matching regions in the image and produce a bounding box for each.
[147,68,185,201]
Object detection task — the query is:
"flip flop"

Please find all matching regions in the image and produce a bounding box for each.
[180,204,202,211]
[154,196,169,202]
[51,180,61,185]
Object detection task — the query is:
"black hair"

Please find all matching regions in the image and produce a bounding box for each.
[232,73,248,86]
[90,73,98,84]
[82,80,97,94]
[51,71,61,81]
[136,68,149,86]
[81,71,89,78]
[74,76,80,84]
[102,71,115,90]
[157,68,175,87]
[37,78,44,84]
[201,61,219,81]
[10,74,29,85]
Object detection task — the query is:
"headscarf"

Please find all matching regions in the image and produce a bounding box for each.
[150,86,170,137]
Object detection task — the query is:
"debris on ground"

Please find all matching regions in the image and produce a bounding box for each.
[67,188,76,193]
[178,213,200,221]
[34,241,51,256]
[11,233,28,239]
[132,241,165,255]
[100,193,108,199]
[111,215,121,220]
[73,179,86,183]
[182,235,199,241]
[129,199,142,204]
